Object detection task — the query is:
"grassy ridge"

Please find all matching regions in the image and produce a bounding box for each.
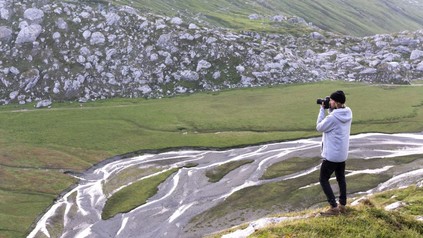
[113,0,423,36]
[246,186,423,238]
[1,81,423,237]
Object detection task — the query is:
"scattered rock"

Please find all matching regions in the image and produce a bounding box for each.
[15,24,42,44]
[23,8,44,24]
[1,1,423,105]
[0,26,12,41]
[384,201,407,211]
[35,99,52,108]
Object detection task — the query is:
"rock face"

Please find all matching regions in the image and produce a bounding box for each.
[0,0,422,106]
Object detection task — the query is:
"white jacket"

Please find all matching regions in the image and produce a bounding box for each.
[316,107,353,162]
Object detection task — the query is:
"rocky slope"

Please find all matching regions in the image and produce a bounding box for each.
[0,0,423,107]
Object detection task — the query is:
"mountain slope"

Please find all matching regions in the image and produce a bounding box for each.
[116,0,423,36]
[1,0,423,106]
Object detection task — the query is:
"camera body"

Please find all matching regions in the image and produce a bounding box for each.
[316,96,330,109]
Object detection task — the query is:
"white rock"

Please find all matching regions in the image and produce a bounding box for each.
[1,8,10,20]
[79,46,90,55]
[180,33,194,40]
[272,15,285,22]
[82,30,91,39]
[180,70,199,81]
[206,37,217,44]
[90,32,105,45]
[150,53,158,61]
[56,18,68,30]
[212,71,221,80]
[106,12,120,25]
[248,14,260,20]
[311,32,325,40]
[188,23,198,29]
[0,26,12,41]
[9,91,19,100]
[36,99,52,108]
[52,32,61,40]
[236,65,245,73]
[410,50,423,60]
[384,201,406,211]
[138,85,152,94]
[196,60,211,71]
[24,8,44,23]
[171,17,183,25]
[359,68,377,74]
[21,69,40,91]
[15,24,42,44]
[240,76,253,86]
[80,11,91,19]
[416,62,423,71]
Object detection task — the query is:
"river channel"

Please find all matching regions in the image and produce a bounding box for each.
[28,132,423,238]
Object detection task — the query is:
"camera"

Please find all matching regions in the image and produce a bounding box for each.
[316,96,330,109]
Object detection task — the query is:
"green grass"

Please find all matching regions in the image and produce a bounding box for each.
[111,0,423,36]
[205,159,254,183]
[261,157,321,180]
[245,186,423,238]
[102,167,179,220]
[1,81,423,237]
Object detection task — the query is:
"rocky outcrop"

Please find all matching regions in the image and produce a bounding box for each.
[0,0,422,106]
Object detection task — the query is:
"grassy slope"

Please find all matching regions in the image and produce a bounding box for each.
[244,185,423,238]
[113,0,423,36]
[1,81,423,237]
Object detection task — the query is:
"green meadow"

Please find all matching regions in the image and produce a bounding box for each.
[1,81,423,237]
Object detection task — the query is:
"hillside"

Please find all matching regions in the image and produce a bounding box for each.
[213,185,423,238]
[1,0,423,107]
[118,0,423,36]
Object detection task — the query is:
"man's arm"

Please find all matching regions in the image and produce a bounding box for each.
[316,107,334,132]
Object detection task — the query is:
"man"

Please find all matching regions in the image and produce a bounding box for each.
[316,90,353,216]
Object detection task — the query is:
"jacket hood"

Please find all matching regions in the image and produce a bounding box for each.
[331,107,352,123]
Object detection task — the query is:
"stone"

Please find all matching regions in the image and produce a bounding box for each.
[90,32,105,45]
[56,18,68,30]
[0,26,12,41]
[311,32,324,40]
[196,60,211,71]
[24,8,44,23]
[15,24,42,44]
[35,99,52,108]
[410,50,423,61]
[171,17,183,25]
[106,12,120,25]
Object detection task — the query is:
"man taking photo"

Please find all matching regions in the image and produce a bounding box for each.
[316,90,353,216]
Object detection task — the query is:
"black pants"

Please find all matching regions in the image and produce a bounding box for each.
[319,159,347,207]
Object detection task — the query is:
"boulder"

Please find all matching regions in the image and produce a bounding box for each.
[15,24,42,44]
[35,99,52,108]
[0,7,10,20]
[20,69,40,92]
[410,50,423,61]
[311,32,324,40]
[105,12,120,25]
[90,32,105,45]
[171,17,183,25]
[56,18,68,30]
[0,26,12,41]
[24,8,44,24]
[196,60,211,71]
